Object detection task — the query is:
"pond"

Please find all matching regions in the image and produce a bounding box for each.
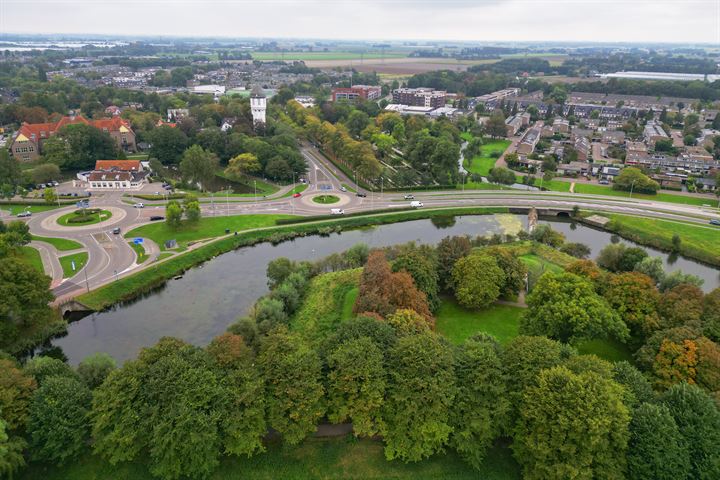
[51,214,720,364]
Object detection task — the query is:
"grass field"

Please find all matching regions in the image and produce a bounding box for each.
[128,242,149,264]
[291,268,362,344]
[603,213,720,266]
[518,253,564,274]
[57,209,112,226]
[251,51,407,61]
[573,183,716,206]
[19,246,44,273]
[462,137,512,177]
[125,214,296,250]
[1,204,62,215]
[312,195,340,204]
[19,438,520,480]
[59,252,88,278]
[576,338,633,362]
[31,235,83,251]
[436,297,524,345]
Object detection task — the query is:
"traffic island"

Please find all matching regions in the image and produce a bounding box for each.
[312,195,341,204]
[56,209,113,227]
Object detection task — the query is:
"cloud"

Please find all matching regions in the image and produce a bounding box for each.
[1,0,717,43]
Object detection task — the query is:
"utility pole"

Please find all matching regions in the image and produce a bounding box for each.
[84,266,90,293]
[226,188,229,217]
[629,179,636,198]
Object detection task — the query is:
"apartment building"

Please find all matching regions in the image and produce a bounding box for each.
[331,85,382,102]
[392,88,447,108]
[517,128,541,155]
[644,121,669,146]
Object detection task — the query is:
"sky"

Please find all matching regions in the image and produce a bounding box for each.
[1,0,719,44]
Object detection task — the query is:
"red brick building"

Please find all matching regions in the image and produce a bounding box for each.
[331,85,382,102]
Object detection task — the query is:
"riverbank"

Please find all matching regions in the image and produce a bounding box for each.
[77,207,510,311]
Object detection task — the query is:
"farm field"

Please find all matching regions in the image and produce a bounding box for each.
[252,51,407,61]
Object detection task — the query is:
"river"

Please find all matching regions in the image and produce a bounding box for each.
[51,214,720,364]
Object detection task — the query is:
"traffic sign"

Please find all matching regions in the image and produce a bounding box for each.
[71,260,76,271]
[133,238,144,244]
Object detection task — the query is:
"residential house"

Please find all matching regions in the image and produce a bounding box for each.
[574,136,590,161]
[601,131,625,144]
[85,159,148,190]
[557,161,591,176]
[517,128,541,155]
[332,85,382,102]
[552,117,570,134]
[644,120,669,146]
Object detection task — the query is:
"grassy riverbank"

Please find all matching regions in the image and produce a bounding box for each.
[597,213,720,267]
[77,207,508,310]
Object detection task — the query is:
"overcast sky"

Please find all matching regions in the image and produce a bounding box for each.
[1,0,718,44]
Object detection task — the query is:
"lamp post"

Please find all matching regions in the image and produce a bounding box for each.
[254,180,257,209]
[629,179,637,198]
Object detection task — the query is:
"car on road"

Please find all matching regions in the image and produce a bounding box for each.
[52,181,59,186]
[16,211,31,218]
[330,208,345,215]
[410,201,424,208]
[133,203,145,208]
[111,227,121,234]
[38,183,46,189]
[599,180,610,185]
[292,193,302,198]
[404,194,415,200]
[356,192,367,197]
[710,219,720,226]
[340,186,347,192]
[150,216,165,221]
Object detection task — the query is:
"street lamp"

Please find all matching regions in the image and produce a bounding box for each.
[254,180,257,209]
[629,179,637,198]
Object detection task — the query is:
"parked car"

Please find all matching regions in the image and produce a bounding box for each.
[330,208,345,215]
[404,194,415,200]
[16,211,31,218]
[150,216,165,221]
[340,186,347,192]
[133,203,145,208]
[710,219,720,226]
[356,192,367,198]
[599,180,610,185]
[52,181,59,186]
[111,227,121,234]
[292,193,302,198]
[38,183,46,189]
[410,201,424,208]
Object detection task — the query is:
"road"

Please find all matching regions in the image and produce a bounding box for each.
[13,143,719,304]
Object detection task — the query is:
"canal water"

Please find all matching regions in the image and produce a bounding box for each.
[51,215,720,364]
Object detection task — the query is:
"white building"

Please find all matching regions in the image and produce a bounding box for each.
[250,85,267,127]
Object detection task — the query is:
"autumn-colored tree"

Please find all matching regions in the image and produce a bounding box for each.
[225,153,261,178]
[353,251,431,320]
[704,287,720,342]
[653,339,698,390]
[451,255,505,310]
[603,272,660,341]
[658,283,704,330]
[386,309,432,336]
[695,337,720,395]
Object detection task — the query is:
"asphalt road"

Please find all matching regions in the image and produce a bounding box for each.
[14,143,719,304]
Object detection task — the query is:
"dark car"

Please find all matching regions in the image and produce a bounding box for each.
[150,216,165,221]
[356,192,367,198]
[111,227,121,235]
[710,219,720,226]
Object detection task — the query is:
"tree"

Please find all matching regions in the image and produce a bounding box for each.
[345,110,370,137]
[603,272,660,341]
[43,187,57,205]
[258,328,324,445]
[354,251,431,320]
[487,166,516,185]
[501,336,567,423]
[529,224,565,248]
[659,270,704,292]
[225,153,261,178]
[436,236,472,290]
[326,337,386,437]
[613,167,659,194]
[450,334,508,469]
[0,150,21,191]
[148,125,189,164]
[392,250,440,312]
[478,247,527,298]
[596,243,648,272]
[451,254,505,309]
[386,309,431,336]
[383,332,456,462]
[485,113,507,138]
[612,361,654,409]
[559,242,591,259]
[28,376,92,465]
[704,287,720,342]
[634,256,665,285]
[513,366,630,480]
[0,417,26,479]
[626,403,690,480]
[658,283,704,330]
[179,145,219,191]
[183,196,201,223]
[0,358,37,432]
[659,383,720,480]
[45,124,121,170]
[264,157,292,181]
[521,272,629,343]
[320,315,397,362]
[165,200,182,229]
[30,163,60,185]
[77,352,116,389]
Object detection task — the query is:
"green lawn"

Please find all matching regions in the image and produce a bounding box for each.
[341,183,357,193]
[573,183,715,206]
[1,204,63,215]
[126,214,297,250]
[58,252,88,278]
[576,338,633,362]
[31,235,83,251]
[154,252,174,262]
[312,195,340,204]
[436,297,524,345]
[341,287,359,321]
[19,438,519,480]
[57,209,112,227]
[128,242,149,264]
[458,181,513,191]
[19,246,44,273]
[463,138,512,177]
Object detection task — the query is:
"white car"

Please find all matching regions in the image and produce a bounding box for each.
[404,194,415,200]
[134,203,145,208]
[330,208,345,215]
[410,201,424,208]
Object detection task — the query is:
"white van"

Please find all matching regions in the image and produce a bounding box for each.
[410,201,424,208]
[330,208,345,215]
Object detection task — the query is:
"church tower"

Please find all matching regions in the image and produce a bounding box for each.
[250,85,267,128]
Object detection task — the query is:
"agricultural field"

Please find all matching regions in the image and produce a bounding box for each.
[252,51,407,61]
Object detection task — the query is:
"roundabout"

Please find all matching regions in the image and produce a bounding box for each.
[39,205,128,232]
[301,192,352,209]
[57,208,113,227]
